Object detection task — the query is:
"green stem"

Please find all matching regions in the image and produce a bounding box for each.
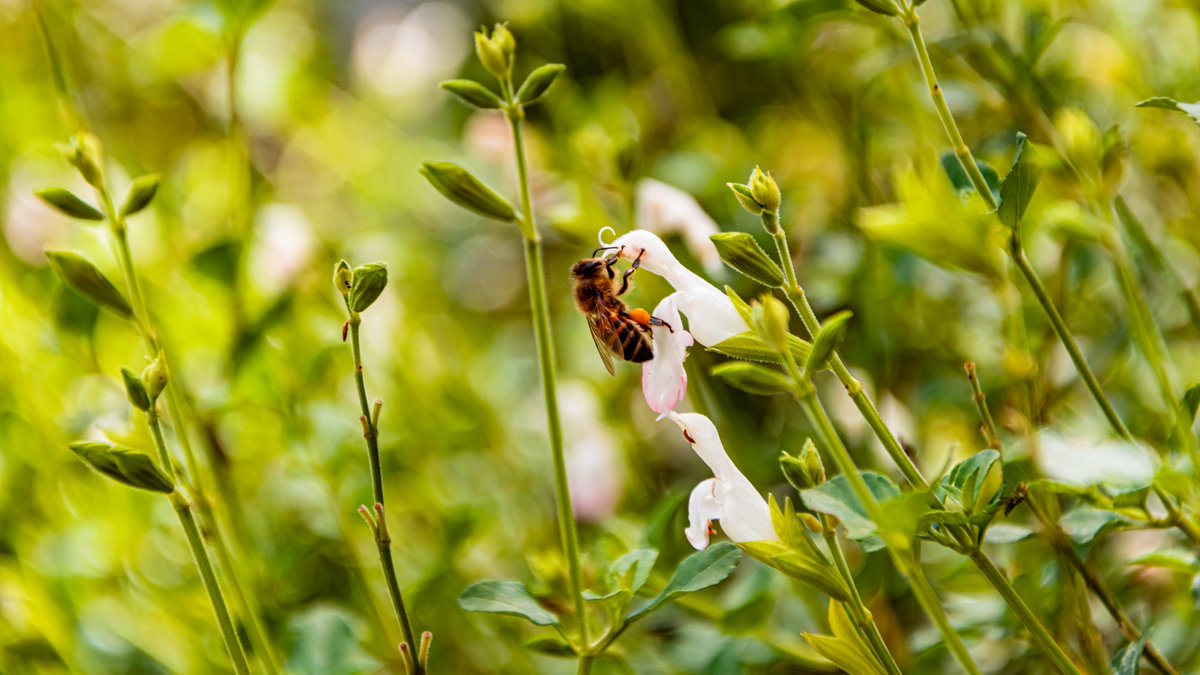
[821,517,903,675]
[964,362,1001,449]
[149,408,250,675]
[346,317,421,671]
[505,97,589,652]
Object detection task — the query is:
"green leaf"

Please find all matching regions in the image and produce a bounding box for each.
[286,605,379,675]
[1129,549,1199,574]
[803,604,887,675]
[799,473,900,541]
[710,232,784,287]
[939,153,1001,204]
[935,450,1001,513]
[516,64,566,105]
[458,580,559,627]
[804,311,851,373]
[724,286,754,328]
[190,239,243,285]
[45,250,134,319]
[67,442,174,493]
[1109,632,1151,675]
[608,548,658,595]
[711,361,791,396]
[708,331,812,365]
[1059,508,1128,546]
[523,635,575,656]
[1182,383,1200,423]
[738,541,848,600]
[35,187,104,221]
[997,132,1039,229]
[851,0,900,17]
[627,542,742,621]
[120,174,160,217]
[349,262,387,313]
[419,162,517,222]
[121,368,151,412]
[1136,97,1200,127]
[440,79,503,110]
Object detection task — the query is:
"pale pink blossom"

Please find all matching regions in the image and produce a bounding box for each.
[641,295,693,413]
[561,382,625,523]
[634,179,722,276]
[666,412,775,549]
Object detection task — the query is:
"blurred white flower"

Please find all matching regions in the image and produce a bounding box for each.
[634,179,722,276]
[1035,431,1158,489]
[5,169,72,266]
[353,3,470,101]
[249,203,315,294]
[666,412,775,549]
[641,294,693,413]
[608,229,747,345]
[561,381,624,522]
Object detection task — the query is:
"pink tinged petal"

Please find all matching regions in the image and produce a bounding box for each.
[685,478,722,550]
[642,294,693,413]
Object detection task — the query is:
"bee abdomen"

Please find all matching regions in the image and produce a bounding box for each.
[616,321,654,363]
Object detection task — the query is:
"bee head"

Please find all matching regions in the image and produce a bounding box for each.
[571,258,615,280]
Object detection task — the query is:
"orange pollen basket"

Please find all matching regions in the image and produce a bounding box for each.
[628,308,651,325]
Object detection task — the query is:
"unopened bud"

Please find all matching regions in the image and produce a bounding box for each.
[474,27,509,79]
[142,354,169,401]
[121,367,151,412]
[492,23,516,64]
[62,132,106,188]
[780,439,825,491]
[799,513,824,533]
[749,166,781,213]
[333,260,353,297]
[727,182,763,216]
[752,295,791,354]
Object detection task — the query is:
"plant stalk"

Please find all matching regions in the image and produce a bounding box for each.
[821,516,903,675]
[505,100,590,653]
[346,317,421,672]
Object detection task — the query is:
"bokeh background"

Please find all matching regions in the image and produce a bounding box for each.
[3,0,1200,672]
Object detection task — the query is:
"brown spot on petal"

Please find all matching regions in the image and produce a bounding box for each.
[683,429,696,444]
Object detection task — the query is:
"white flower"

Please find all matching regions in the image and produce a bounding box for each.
[666,412,775,549]
[607,229,747,346]
[642,295,693,413]
[634,179,722,276]
[560,382,625,522]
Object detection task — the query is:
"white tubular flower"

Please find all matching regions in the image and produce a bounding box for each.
[560,382,625,523]
[634,179,723,276]
[642,294,693,414]
[608,229,747,345]
[667,412,775,549]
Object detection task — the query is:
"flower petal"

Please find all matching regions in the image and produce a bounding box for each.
[685,478,722,550]
[635,179,722,276]
[642,294,694,413]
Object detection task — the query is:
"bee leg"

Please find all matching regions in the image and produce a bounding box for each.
[616,249,646,296]
[593,244,623,258]
[649,316,674,333]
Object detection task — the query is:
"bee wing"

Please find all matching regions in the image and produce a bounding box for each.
[586,314,617,377]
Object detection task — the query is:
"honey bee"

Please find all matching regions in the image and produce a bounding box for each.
[571,247,671,375]
[1003,484,1029,516]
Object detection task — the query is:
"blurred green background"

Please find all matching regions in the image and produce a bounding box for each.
[3,0,1200,672]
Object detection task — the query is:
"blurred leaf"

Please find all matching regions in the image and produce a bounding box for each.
[708,331,812,365]
[998,132,1038,229]
[804,311,851,374]
[190,239,243,286]
[851,0,900,16]
[1059,508,1128,546]
[516,64,566,106]
[711,232,783,287]
[1129,549,1198,574]
[1182,383,1200,423]
[45,250,133,319]
[119,175,160,218]
[608,548,658,595]
[1109,632,1151,675]
[984,524,1034,544]
[627,542,742,621]
[803,602,886,675]
[419,162,516,222]
[121,368,151,412]
[36,187,104,221]
[52,283,100,335]
[1136,97,1200,127]
[524,635,574,656]
[939,153,1001,204]
[711,361,790,395]
[799,473,900,541]
[459,580,559,626]
[67,442,174,493]
[286,605,378,675]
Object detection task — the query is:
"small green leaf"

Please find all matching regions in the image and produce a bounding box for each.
[726,181,764,216]
[440,80,503,109]
[1129,549,1198,574]
[120,174,160,217]
[738,540,848,600]
[1182,383,1200,423]
[940,153,1001,204]
[800,473,900,541]
[627,542,741,621]
[458,580,559,626]
[1136,97,1200,127]
[419,162,516,222]
[35,188,104,221]
[121,368,151,412]
[516,64,566,105]
[523,635,574,656]
[997,132,1039,229]
[711,232,784,287]
[190,239,243,286]
[708,331,812,365]
[608,548,658,595]
[68,441,174,493]
[804,311,851,373]
[711,361,791,396]
[349,262,387,313]
[935,450,1001,513]
[45,250,134,319]
[724,286,754,327]
[1059,508,1128,546]
[1110,632,1151,675]
[851,0,900,16]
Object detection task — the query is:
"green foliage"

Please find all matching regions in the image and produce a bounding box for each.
[627,543,742,620]
[67,441,174,493]
[711,232,783,287]
[458,580,560,627]
[707,331,812,365]
[997,133,1039,229]
[418,162,517,223]
[44,250,134,319]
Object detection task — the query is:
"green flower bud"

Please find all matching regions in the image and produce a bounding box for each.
[44,250,134,320]
[492,23,516,64]
[801,439,826,485]
[780,439,825,491]
[804,310,852,374]
[474,28,509,79]
[333,260,353,297]
[752,295,791,354]
[419,161,517,222]
[710,232,784,287]
[749,166,781,213]
[350,262,388,313]
[727,182,763,216]
[852,0,901,16]
[68,441,174,493]
[142,354,169,401]
[121,367,151,412]
[61,132,106,188]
